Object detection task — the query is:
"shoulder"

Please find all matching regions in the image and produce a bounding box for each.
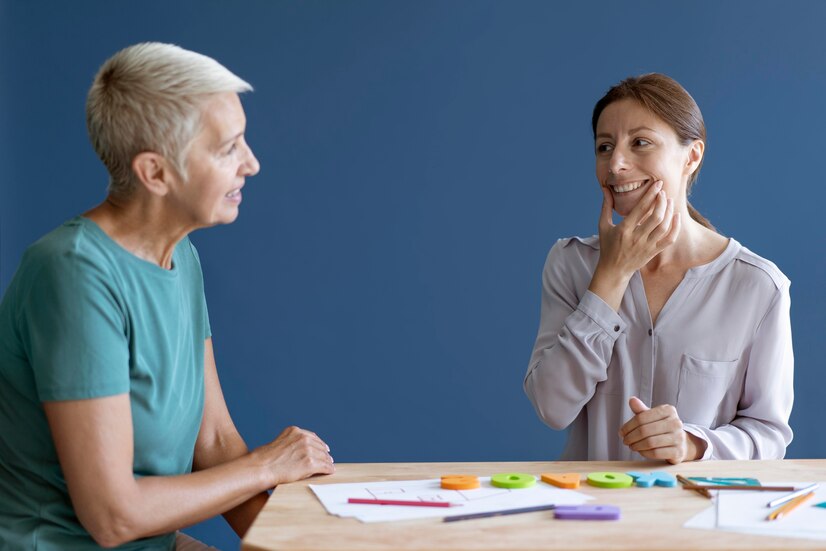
[729,240,790,292]
[548,235,599,256]
[21,218,115,281]
[542,235,599,282]
[546,235,599,265]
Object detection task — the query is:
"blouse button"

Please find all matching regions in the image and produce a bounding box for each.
[648,329,653,336]
[613,325,620,332]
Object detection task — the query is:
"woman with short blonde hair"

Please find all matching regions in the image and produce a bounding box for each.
[0,43,335,550]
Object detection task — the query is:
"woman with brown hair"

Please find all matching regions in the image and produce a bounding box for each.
[524,74,793,463]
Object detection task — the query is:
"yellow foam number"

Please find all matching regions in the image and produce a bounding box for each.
[541,473,581,489]
[491,473,536,489]
[586,472,634,489]
[440,475,480,490]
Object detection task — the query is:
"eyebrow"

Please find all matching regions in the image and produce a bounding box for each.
[595,126,659,140]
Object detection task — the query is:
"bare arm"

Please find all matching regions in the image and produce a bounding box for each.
[192,338,272,537]
[44,339,334,548]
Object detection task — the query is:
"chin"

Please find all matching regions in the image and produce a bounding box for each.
[220,212,240,225]
[611,202,634,218]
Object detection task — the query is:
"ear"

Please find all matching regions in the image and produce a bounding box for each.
[685,139,704,177]
[131,152,175,197]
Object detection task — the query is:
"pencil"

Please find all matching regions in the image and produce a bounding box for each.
[443,503,557,522]
[347,498,457,508]
[681,485,796,492]
[676,474,712,499]
[767,491,815,521]
[767,483,819,508]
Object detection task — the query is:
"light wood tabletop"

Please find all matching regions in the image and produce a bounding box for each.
[241,459,826,551]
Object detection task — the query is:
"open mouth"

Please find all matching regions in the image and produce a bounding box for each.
[611,179,650,193]
[226,184,244,199]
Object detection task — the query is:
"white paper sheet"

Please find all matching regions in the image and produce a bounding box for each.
[683,482,826,542]
[310,476,593,523]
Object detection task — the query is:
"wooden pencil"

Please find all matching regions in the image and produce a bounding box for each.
[767,492,815,521]
[676,474,712,499]
[681,485,796,492]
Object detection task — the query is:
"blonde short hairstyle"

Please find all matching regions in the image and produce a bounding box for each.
[86,42,252,198]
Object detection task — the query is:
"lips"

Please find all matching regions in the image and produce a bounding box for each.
[610,179,650,193]
[226,184,244,199]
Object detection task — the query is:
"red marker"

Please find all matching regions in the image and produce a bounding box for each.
[348,498,458,508]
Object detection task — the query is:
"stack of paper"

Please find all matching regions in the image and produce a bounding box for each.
[310,476,593,523]
[684,482,826,541]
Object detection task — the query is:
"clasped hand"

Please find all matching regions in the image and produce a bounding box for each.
[619,397,704,464]
[254,426,335,487]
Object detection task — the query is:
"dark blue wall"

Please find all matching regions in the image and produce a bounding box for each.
[2,1,825,549]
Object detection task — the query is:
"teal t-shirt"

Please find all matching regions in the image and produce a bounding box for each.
[0,217,210,550]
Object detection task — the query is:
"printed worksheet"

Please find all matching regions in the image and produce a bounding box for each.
[684,482,826,542]
[310,476,592,523]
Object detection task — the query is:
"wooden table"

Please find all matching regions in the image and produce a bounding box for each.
[242,460,826,551]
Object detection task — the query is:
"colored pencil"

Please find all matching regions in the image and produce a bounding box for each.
[681,485,796,492]
[443,504,557,522]
[767,483,819,508]
[347,498,457,508]
[767,491,815,521]
[676,474,712,499]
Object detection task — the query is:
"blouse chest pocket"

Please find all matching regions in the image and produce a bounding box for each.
[675,354,741,428]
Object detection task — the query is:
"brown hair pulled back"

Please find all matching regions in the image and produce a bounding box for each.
[591,73,715,231]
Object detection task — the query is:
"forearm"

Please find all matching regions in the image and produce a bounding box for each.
[684,417,792,460]
[526,292,625,429]
[587,262,632,313]
[108,452,272,544]
[193,425,269,537]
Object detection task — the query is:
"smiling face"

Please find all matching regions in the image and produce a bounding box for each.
[595,98,701,217]
[170,92,260,228]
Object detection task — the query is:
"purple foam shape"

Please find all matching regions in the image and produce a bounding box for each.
[554,504,621,520]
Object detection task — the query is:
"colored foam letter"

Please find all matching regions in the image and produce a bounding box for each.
[554,504,621,520]
[491,473,536,489]
[541,473,581,489]
[626,471,677,488]
[649,471,677,487]
[441,475,480,490]
[586,472,633,489]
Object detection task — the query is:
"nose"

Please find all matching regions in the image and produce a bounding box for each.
[241,141,260,177]
[608,146,630,175]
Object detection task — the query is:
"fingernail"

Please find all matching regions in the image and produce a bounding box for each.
[656,180,663,190]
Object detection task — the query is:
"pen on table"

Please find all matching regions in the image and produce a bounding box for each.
[347,498,459,508]
[681,485,796,492]
[443,504,556,522]
[676,474,712,499]
[767,491,815,521]
[766,483,819,508]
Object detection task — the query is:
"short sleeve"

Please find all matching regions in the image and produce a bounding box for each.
[19,249,130,401]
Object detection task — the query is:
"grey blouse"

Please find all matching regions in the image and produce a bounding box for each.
[524,236,793,461]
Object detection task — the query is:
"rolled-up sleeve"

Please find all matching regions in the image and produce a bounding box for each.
[524,242,625,430]
[683,281,794,460]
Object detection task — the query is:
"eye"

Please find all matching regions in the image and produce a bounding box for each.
[633,137,652,147]
[596,142,613,154]
[225,143,238,155]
